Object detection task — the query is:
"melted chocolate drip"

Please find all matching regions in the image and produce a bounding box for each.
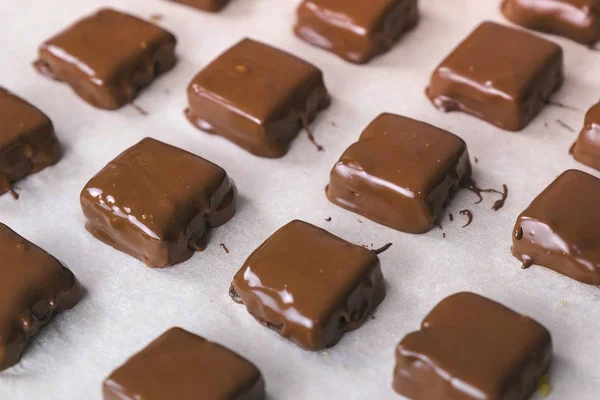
[463,179,509,211]
[301,114,324,152]
[220,243,230,254]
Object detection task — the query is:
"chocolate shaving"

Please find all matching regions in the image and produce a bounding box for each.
[545,100,581,112]
[132,103,148,116]
[556,119,575,132]
[220,243,229,254]
[459,210,473,228]
[372,243,393,255]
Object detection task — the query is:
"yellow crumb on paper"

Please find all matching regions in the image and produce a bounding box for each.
[559,300,568,307]
[537,375,551,397]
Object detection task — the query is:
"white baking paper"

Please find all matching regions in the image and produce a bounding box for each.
[1,0,599,398]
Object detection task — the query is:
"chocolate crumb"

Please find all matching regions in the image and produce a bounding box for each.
[449,213,454,222]
[474,157,479,163]
[331,121,337,127]
[150,14,163,22]
[370,315,376,320]
[357,219,363,224]
[220,243,229,254]
[325,217,332,222]
[443,233,446,239]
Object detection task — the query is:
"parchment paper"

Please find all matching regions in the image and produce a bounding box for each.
[1,0,599,398]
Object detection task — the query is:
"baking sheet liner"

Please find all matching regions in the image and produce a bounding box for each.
[1,0,599,398]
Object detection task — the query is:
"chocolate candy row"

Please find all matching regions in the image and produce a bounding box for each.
[0,218,553,400]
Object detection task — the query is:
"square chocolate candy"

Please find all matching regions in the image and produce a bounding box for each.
[185,38,330,158]
[167,0,230,12]
[571,101,600,171]
[393,292,552,400]
[427,21,563,131]
[229,220,385,350]
[501,0,600,45]
[294,0,419,64]
[0,88,61,198]
[326,113,471,234]
[103,327,265,400]
[80,137,236,268]
[34,8,177,110]
[512,169,600,285]
[0,223,82,372]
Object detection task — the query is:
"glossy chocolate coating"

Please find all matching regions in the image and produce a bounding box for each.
[326,113,471,234]
[571,101,600,171]
[427,21,564,131]
[0,223,82,372]
[0,88,61,197]
[393,292,552,400]
[80,137,236,268]
[34,8,177,110]
[512,169,600,285]
[294,0,419,64]
[501,0,600,45]
[167,0,230,12]
[103,327,265,400]
[230,220,385,350]
[185,38,330,158]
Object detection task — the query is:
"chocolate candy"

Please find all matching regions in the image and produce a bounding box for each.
[0,223,82,372]
[571,101,600,171]
[512,169,600,285]
[167,0,230,12]
[229,220,385,350]
[103,327,265,400]
[501,0,600,45]
[294,0,419,64]
[0,88,61,197]
[326,113,471,234]
[185,38,330,158]
[427,21,563,131]
[80,137,236,268]
[34,8,177,110]
[393,292,552,400]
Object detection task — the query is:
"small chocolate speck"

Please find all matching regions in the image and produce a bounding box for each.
[449,213,454,222]
[443,233,446,239]
[325,217,332,222]
[150,14,163,22]
[370,315,376,320]
[331,121,337,127]
[474,157,479,163]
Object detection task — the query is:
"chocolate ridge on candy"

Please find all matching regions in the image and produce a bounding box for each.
[80,137,236,268]
[326,113,471,234]
[571,101,600,171]
[426,21,563,131]
[34,8,177,110]
[294,0,419,64]
[103,327,265,400]
[0,88,61,198]
[501,0,600,45]
[512,169,600,285]
[0,223,82,372]
[230,220,386,350]
[185,38,330,158]
[393,292,553,400]
[166,0,231,12]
